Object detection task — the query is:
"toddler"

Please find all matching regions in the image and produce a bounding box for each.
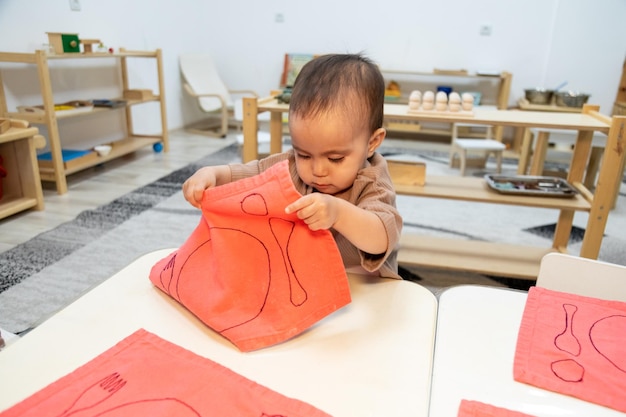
[183,53,402,278]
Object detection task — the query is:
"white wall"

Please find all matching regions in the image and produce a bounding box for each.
[0,0,625,142]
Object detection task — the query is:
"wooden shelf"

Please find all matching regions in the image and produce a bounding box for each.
[0,121,45,219]
[393,175,592,280]
[0,48,169,195]
[6,97,162,124]
[398,234,555,279]
[242,98,625,279]
[393,175,592,211]
[37,136,161,180]
[0,196,40,219]
[381,70,513,141]
[0,50,160,63]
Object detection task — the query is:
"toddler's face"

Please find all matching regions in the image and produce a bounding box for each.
[289,111,380,195]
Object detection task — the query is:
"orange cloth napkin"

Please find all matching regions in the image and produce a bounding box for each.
[0,329,332,416]
[457,400,536,417]
[149,160,351,352]
[514,286,626,412]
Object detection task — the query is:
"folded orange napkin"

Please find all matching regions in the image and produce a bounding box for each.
[149,160,351,352]
[514,286,626,412]
[0,329,332,416]
[457,399,536,417]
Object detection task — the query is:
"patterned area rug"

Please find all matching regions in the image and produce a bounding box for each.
[1,143,625,334]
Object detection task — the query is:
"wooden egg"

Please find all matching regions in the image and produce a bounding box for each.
[462,93,475,103]
[422,101,434,110]
[409,101,420,110]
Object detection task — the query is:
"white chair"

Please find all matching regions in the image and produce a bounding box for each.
[449,123,506,176]
[536,253,626,302]
[179,53,259,137]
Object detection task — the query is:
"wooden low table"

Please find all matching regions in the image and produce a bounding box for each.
[429,285,625,417]
[0,249,438,417]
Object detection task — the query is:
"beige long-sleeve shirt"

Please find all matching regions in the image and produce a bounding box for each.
[229,149,402,279]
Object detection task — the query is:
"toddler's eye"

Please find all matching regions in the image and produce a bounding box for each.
[329,157,344,163]
[296,153,310,160]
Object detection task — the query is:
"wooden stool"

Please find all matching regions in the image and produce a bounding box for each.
[449,123,505,176]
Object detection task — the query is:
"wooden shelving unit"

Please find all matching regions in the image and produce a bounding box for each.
[242,98,625,279]
[0,119,45,219]
[381,69,513,141]
[0,49,169,194]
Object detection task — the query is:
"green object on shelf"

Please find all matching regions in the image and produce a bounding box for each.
[61,34,80,53]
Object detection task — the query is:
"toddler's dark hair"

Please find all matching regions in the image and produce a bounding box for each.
[289,54,385,134]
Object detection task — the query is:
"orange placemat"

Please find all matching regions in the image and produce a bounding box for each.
[149,160,351,352]
[0,329,331,416]
[458,399,536,417]
[514,286,626,412]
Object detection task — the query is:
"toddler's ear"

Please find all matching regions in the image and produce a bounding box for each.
[367,128,386,157]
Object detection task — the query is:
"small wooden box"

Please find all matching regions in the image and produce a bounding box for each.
[123,89,154,100]
[388,160,426,186]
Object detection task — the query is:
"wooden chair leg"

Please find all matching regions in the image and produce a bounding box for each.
[495,151,503,173]
[460,149,468,176]
[449,147,457,168]
[583,146,603,190]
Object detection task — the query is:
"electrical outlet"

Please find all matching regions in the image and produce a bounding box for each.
[479,24,492,36]
[69,0,81,11]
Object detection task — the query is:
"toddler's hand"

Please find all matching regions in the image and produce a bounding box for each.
[182,167,218,208]
[285,194,339,231]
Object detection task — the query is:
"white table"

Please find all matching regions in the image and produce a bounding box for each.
[0,249,438,417]
[429,285,625,417]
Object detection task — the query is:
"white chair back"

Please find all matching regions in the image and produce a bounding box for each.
[179,53,233,112]
[536,253,626,302]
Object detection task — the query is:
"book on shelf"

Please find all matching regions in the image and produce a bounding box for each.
[280,53,317,88]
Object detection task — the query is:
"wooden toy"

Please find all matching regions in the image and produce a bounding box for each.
[123,89,155,100]
[407,89,474,117]
[46,32,80,54]
[80,39,101,53]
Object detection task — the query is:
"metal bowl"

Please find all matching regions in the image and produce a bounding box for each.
[524,88,554,105]
[554,91,590,108]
